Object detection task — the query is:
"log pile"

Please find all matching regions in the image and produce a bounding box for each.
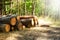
[0,15,17,32]
[20,16,38,27]
[0,15,38,32]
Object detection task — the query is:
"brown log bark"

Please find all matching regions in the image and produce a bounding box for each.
[0,24,10,32]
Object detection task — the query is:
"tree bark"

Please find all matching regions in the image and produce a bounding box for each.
[0,0,2,15]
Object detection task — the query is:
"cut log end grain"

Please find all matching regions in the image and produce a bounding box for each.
[33,17,38,26]
[0,24,10,32]
[31,18,34,26]
[27,19,35,28]
[10,17,16,26]
[17,23,25,30]
[4,24,10,32]
[17,16,20,21]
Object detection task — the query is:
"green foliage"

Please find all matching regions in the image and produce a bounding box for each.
[2,0,45,16]
[26,0,32,13]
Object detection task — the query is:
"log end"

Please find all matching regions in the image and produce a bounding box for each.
[17,23,25,30]
[10,17,16,26]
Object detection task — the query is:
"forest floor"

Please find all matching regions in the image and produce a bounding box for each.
[0,26,60,40]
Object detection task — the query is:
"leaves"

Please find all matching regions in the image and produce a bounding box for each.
[2,0,45,16]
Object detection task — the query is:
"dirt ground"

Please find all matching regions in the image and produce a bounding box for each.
[0,27,60,40]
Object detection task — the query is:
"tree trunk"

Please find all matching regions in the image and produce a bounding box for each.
[32,0,35,16]
[24,0,26,15]
[0,0,2,15]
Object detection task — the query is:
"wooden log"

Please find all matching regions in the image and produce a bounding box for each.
[10,17,17,26]
[0,24,10,32]
[6,15,21,31]
[33,16,38,26]
[40,25,50,27]
[20,16,38,27]
[17,22,25,30]
[0,15,17,26]
[16,16,20,21]
[20,18,34,28]
[13,21,25,31]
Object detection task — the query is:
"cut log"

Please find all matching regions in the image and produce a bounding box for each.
[20,18,34,28]
[14,22,25,30]
[0,15,17,26]
[0,24,10,32]
[33,16,38,26]
[16,16,20,21]
[6,15,22,31]
[20,16,38,26]
[40,25,50,27]
[17,22,25,30]
[10,17,16,26]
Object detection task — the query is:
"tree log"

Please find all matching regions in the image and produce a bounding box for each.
[6,15,21,31]
[0,15,17,26]
[17,22,25,30]
[20,18,34,28]
[13,22,25,31]
[20,16,38,27]
[0,24,10,32]
[16,16,20,21]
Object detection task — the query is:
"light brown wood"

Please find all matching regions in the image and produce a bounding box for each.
[17,16,20,21]
[17,23,25,30]
[10,17,16,26]
[5,24,10,32]
[0,24,10,32]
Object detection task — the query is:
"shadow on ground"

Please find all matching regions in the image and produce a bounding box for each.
[0,27,60,40]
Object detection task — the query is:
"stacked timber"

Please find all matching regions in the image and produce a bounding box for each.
[20,16,38,27]
[6,15,24,31]
[15,15,25,30]
[0,15,17,31]
[0,15,38,32]
[6,15,25,31]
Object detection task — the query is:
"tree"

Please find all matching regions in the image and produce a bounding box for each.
[0,0,2,15]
